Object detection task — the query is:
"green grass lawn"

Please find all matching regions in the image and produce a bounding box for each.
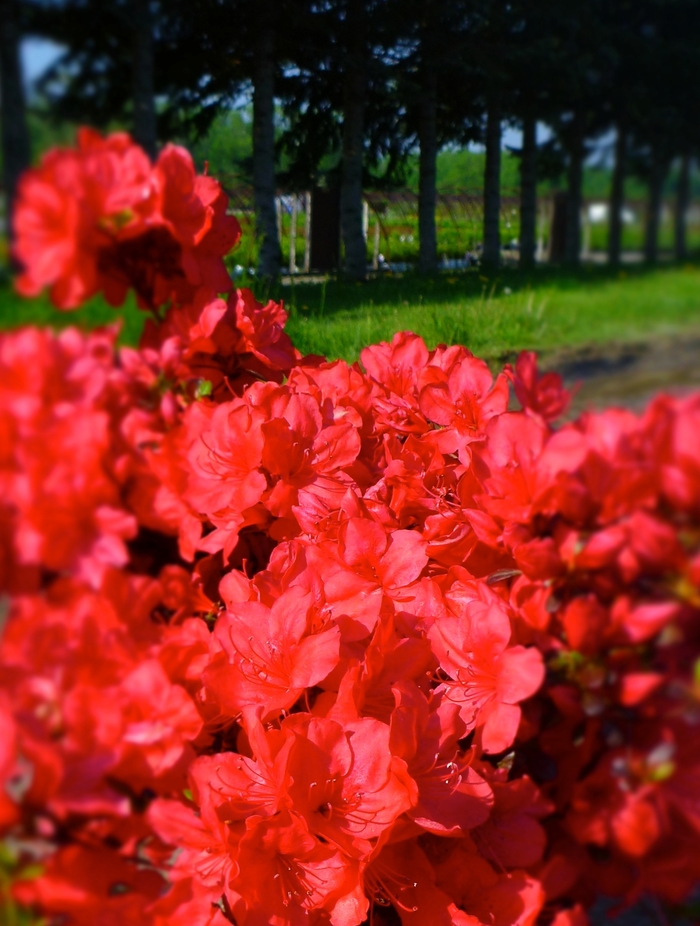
[2,262,700,364]
[282,262,700,362]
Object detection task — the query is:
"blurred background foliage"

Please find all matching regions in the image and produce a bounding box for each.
[1,0,700,282]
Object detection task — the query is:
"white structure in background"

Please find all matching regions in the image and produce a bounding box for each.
[581,202,637,258]
[276,193,312,273]
[587,202,636,225]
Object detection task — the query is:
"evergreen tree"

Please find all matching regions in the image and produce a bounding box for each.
[507,0,565,269]
[340,0,369,281]
[479,0,507,269]
[387,0,482,274]
[278,0,400,280]
[0,0,32,242]
[24,0,700,277]
[131,0,156,158]
[33,0,288,277]
[631,0,700,263]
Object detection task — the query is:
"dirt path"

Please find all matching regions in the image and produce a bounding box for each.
[539,331,700,413]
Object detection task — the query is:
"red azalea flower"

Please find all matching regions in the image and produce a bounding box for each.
[230,809,353,924]
[7,131,700,926]
[203,585,340,720]
[186,398,268,556]
[428,585,544,753]
[389,681,493,835]
[505,350,571,423]
[285,712,417,854]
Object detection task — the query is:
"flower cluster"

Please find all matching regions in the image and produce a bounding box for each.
[14,127,241,311]
[2,132,699,926]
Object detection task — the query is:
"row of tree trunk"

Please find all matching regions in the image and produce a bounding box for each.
[252,2,282,281]
[609,146,692,267]
[415,95,693,276]
[255,100,693,277]
[0,3,694,279]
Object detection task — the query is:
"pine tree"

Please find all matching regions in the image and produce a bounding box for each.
[0,0,31,242]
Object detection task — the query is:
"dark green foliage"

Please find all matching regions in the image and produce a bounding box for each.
[7,0,700,278]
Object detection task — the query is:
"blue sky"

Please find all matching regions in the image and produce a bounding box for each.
[22,37,64,90]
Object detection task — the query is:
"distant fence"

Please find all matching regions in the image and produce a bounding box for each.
[363,189,521,268]
[220,182,699,273]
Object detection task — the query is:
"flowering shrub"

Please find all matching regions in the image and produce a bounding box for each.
[2,131,700,926]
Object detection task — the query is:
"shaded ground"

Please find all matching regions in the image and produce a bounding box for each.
[538,331,700,414]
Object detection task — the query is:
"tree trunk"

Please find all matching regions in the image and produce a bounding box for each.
[564,116,584,266]
[482,91,502,269]
[418,69,438,275]
[132,0,157,159]
[340,0,366,281]
[518,112,537,270]
[674,153,691,262]
[644,156,666,264]
[253,7,281,281]
[0,0,31,246]
[608,124,627,266]
[549,191,568,264]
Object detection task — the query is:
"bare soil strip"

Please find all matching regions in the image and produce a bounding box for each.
[539,332,700,413]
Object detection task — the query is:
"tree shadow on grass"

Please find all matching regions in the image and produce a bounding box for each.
[276,260,697,320]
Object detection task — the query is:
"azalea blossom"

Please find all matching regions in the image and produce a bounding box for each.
[2,130,700,926]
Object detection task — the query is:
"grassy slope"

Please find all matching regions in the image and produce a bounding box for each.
[281,263,700,362]
[2,263,700,365]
